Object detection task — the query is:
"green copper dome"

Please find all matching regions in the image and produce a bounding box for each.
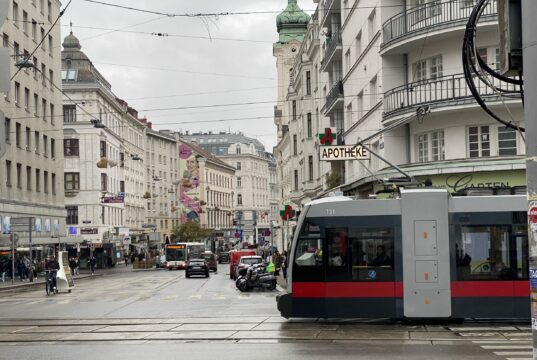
[275,0,310,45]
[276,0,310,31]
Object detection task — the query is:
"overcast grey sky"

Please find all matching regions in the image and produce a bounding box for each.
[61,0,313,152]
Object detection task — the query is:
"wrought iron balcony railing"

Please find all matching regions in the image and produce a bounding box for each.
[382,0,497,48]
[325,80,344,112]
[383,72,518,119]
[321,30,342,68]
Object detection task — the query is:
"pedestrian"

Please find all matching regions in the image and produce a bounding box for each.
[274,251,282,276]
[282,250,288,279]
[124,254,129,267]
[89,255,97,275]
[69,257,77,275]
[130,253,136,264]
[75,256,80,275]
[0,261,5,283]
[16,257,25,281]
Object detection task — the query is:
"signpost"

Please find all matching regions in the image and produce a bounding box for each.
[320,145,370,161]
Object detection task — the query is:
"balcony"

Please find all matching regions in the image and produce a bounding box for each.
[321,30,342,71]
[381,0,497,53]
[383,73,519,121]
[321,0,337,27]
[323,80,344,114]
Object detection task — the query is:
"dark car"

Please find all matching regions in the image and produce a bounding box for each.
[185,259,209,278]
[218,251,230,264]
[201,251,218,272]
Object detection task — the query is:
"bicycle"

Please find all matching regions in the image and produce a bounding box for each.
[45,270,58,296]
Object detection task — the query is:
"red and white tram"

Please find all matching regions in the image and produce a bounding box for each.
[277,188,529,319]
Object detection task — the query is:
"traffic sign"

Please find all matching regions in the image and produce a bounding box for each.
[10,217,34,226]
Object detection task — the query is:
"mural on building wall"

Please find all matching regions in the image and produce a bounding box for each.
[179,144,202,223]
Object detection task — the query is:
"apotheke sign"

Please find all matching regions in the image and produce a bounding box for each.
[320,145,370,161]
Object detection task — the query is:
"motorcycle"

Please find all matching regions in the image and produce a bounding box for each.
[236,263,277,292]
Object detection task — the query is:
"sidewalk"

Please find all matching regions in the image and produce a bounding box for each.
[0,262,134,293]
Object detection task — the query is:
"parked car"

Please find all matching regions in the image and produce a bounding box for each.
[155,255,167,268]
[185,259,209,278]
[201,251,218,272]
[235,255,263,280]
[218,251,230,264]
[229,249,257,279]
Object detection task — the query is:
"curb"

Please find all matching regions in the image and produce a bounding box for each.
[0,274,103,294]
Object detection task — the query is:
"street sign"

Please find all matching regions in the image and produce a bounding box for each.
[319,145,370,161]
[10,217,34,226]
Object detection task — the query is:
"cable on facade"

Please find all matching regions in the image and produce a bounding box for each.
[462,0,524,132]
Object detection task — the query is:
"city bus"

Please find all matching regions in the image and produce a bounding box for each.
[165,242,206,270]
[277,187,530,320]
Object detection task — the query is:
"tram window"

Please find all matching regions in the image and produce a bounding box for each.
[326,228,348,267]
[295,221,323,267]
[349,227,394,281]
[514,226,529,280]
[455,226,511,280]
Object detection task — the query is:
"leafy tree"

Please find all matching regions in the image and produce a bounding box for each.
[325,172,342,190]
[171,221,212,242]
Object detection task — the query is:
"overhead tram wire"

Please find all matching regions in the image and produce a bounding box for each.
[11,0,73,81]
[462,0,524,132]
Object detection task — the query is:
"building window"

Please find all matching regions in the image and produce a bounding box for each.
[468,126,490,158]
[100,140,107,158]
[308,156,314,181]
[4,117,10,144]
[64,139,79,156]
[345,49,351,74]
[34,131,39,153]
[25,127,30,150]
[237,194,243,206]
[414,55,443,82]
[294,170,299,191]
[24,88,29,110]
[43,134,48,156]
[16,163,22,189]
[368,8,377,42]
[498,126,517,156]
[63,105,76,123]
[32,19,37,41]
[431,130,445,161]
[307,113,312,137]
[42,98,47,121]
[5,160,12,187]
[292,100,297,120]
[101,173,107,192]
[51,173,56,194]
[64,172,80,191]
[44,171,48,193]
[51,138,55,158]
[14,82,20,106]
[15,122,21,147]
[12,2,18,25]
[48,35,53,56]
[35,169,40,192]
[236,162,241,170]
[236,145,241,154]
[50,103,55,124]
[66,206,78,225]
[26,166,32,190]
[237,177,242,188]
[417,133,428,162]
[34,93,38,116]
[293,135,298,155]
[306,71,311,95]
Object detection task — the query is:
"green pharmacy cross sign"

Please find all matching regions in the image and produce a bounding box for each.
[280,205,296,221]
[319,128,336,145]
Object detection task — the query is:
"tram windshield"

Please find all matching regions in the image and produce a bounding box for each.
[295,222,323,267]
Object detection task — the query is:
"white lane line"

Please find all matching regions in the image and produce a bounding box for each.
[189,295,201,299]
[493,351,533,356]
[481,345,533,349]
[472,340,532,344]
[450,327,518,332]
[505,358,532,360]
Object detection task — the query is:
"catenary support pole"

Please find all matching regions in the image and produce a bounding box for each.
[522,1,537,356]
[11,233,14,285]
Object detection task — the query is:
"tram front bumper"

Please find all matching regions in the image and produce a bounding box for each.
[276,293,292,319]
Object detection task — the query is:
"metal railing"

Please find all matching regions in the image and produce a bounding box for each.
[382,0,497,47]
[321,30,342,67]
[325,80,344,112]
[383,72,518,119]
[321,0,336,24]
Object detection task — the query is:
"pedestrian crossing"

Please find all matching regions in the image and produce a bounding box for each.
[450,326,533,360]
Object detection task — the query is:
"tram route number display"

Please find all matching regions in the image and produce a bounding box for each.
[320,145,370,161]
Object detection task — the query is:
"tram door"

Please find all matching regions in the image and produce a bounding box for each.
[401,189,452,318]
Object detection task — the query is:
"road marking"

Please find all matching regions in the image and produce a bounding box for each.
[481,345,533,350]
[450,327,518,332]
[493,351,533,356]
[189,295,201,299]
[163,296,177,301]
[472,340,532,344]
[505,358,532,360]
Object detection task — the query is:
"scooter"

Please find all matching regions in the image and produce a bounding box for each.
[236,264,277,292]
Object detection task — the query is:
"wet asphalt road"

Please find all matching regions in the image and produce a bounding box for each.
[0,263,532,360]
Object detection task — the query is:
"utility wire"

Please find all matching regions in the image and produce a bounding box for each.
[11,0,73,81]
